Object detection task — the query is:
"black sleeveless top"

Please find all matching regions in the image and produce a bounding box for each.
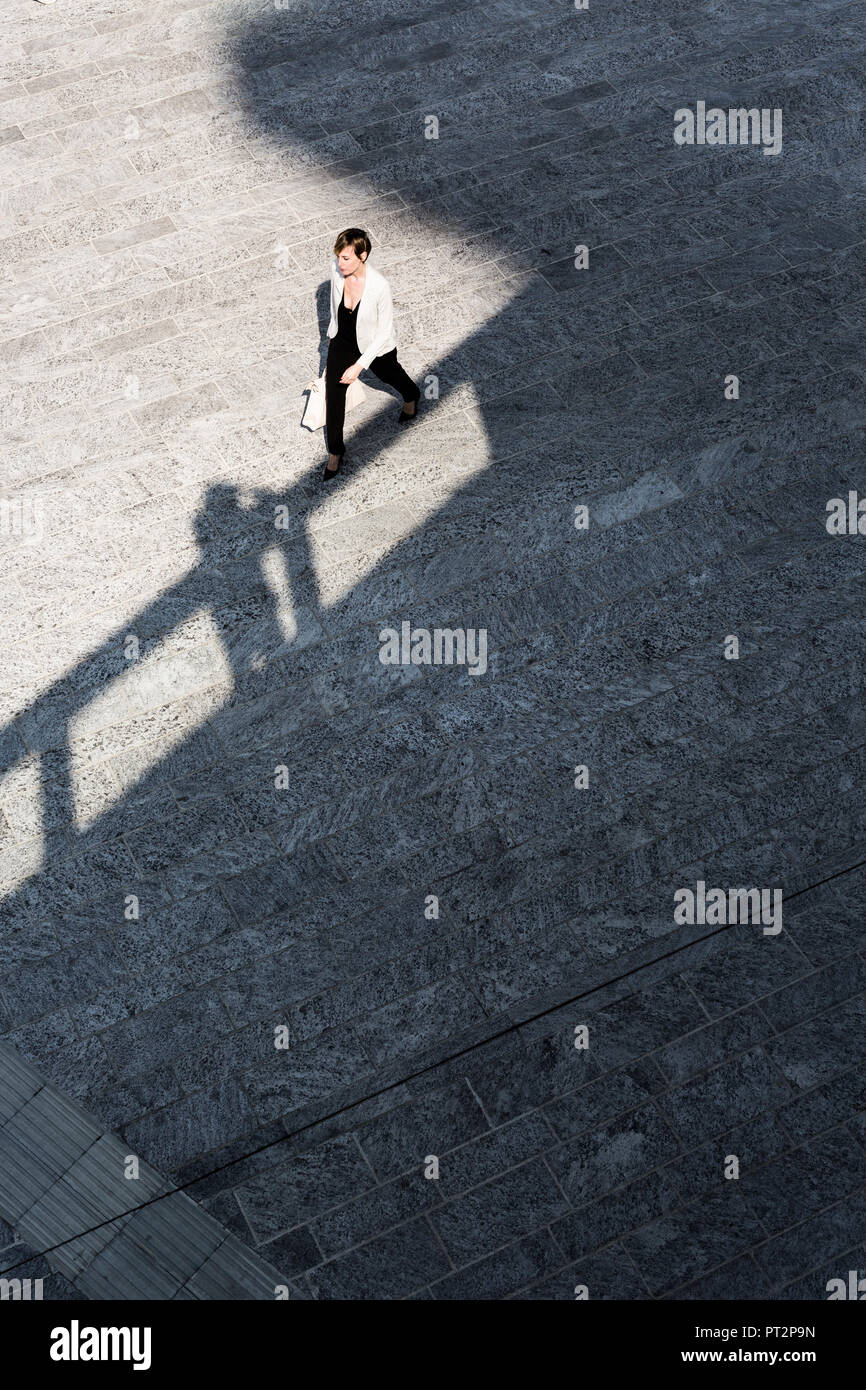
[336,294,359,352]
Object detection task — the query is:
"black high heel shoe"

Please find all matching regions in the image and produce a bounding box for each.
[322,454,343,481]
[398,399,419,425]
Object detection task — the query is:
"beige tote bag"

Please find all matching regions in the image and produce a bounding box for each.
[302,373,367,431]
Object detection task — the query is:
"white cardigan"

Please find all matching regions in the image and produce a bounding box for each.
[327,258,397,369]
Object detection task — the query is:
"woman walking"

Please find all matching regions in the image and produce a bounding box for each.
[323,228,421,480]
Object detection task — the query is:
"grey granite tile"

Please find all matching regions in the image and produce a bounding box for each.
[651,1007,772,1085]
[431,1229,564,1300]
[100,987,235,1076]
[626,1185,766,1297]
[233,1132,375,1244]
[434,1111,557,1195]
[546,1103,681,1208]
[0,939,127,1027]
[430,1157,570,1264]
[785,887,866,965]
[356,1082,490,1182]
[120,1077,258,1174]
[551,1152,682,1261]
[665,1251,772,1301]
[759,954,866,1033]
[765,994,866,1091]
[252,1225,323,1281]
[738,1126,866,1236]
[306,1216,451,1299]
[582,974,711,1070]
[516,1244,649,1300]
[658,1047,793,1144]
[670,1110,797,1203]
[754,1194,866,1291]
[242,1026,375,1125]
[357,978,489,1069]
[679,930,815,1020]
[542,1062,667,1142]
[310,1169,442,1261]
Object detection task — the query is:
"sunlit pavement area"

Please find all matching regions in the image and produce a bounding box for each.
[2,0,866,1299]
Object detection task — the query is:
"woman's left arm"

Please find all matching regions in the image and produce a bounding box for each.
[340,279,395,383]
[356,279,394,370]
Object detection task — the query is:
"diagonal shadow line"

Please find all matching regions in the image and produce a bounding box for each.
[0,303,501,896]
[0,243,860,1167]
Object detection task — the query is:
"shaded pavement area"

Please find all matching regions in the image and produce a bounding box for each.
[2,0,866,1297]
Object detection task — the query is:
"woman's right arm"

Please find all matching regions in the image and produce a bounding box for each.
[328,262,338,335]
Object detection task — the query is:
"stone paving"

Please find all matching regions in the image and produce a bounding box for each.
[2,0,866,1299]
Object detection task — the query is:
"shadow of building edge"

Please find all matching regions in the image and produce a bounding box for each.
[4,0,845,1243]
[0,0,763,1198]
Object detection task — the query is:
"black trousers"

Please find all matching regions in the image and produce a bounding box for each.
[325,336,420,457]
